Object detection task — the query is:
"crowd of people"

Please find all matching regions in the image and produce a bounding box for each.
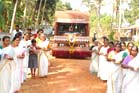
[0,25,50,93]
[90,36,139,93]
[1,25,139,93]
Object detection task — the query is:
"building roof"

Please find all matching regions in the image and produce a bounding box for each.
[113,24,139,30]
[55,11,89,23]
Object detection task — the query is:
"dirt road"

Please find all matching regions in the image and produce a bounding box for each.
[21,58,106,93]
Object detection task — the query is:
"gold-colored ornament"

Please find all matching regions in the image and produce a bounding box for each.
[68,34,76,54]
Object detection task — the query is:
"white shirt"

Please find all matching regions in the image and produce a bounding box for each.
[11,29,23,39]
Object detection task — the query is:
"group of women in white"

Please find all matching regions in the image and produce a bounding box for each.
[90,36,139,93]
[0,29,50,93]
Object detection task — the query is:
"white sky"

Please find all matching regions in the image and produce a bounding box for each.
[61,0,89,12]
[61,0,113,13]
[61,0,130,14]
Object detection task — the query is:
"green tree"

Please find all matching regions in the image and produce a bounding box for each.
[65,2,72,10]
[0,0,5,30]
[32,0,58,26]
[83,0,103,36]
[44,0,57,24]
[0,0,59,32]
[0,0,14,31]
[56,0,72,11]
[125,0,139,24]
[10,0,19,33]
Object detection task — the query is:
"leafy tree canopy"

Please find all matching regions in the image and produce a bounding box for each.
[56,0,72,11]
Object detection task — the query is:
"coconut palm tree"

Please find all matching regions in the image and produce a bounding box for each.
[9,0,18,33]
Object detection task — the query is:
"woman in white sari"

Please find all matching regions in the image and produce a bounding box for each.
[19,32,31,82]
[106,42,123,93]
[90,40,99,74]
[122,46,139,93]
[37,34,49,77]
[11,36,25,93]
[0,36,16,93]
[98,38,109,80]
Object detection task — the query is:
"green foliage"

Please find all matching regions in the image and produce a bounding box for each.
[45,0,57,24]
[100,14,111,31]
[56,0,64,10]
[90,14,97,33]
[56,0,72,11]
[0,1,5,29]
[32,0,58,26]
[108,31,115,41]
[90,13,112,36]
[0,0,13,31]
[0,0,59,31]
[0,15,5,30]
[15,5,24,25]
[65,2,72,10]
[125,0,139,24]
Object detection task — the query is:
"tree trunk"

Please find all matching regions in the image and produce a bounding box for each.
[36,0,43,28]
[41,0,47,25]
[31,0,38,29]
[9,0,18,33]
[118,0,122,40]
[97,0,101,37]
[110,0,116,31]
[23,0,28,29]
[116,0,120,20]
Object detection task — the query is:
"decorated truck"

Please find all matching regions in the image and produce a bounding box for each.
[52,11,91,58]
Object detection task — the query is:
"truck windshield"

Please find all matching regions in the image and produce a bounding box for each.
[57,23,87,35]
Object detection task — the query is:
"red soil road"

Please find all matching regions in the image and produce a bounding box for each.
[21,58,106,93]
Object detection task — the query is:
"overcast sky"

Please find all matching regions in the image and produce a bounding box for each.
[60,0,130,14]
[61,0,89,12]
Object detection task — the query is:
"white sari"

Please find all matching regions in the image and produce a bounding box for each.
[0,46,16,93]
[98,46,109,80]
[107,51,124,93]
[19,39,31,81]
[38,40,49,77]
[0,61,12,93]
[122,55,139,93]
[11,46,24,92]
[90,46,99,73]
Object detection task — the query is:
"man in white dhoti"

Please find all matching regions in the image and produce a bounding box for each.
[37,34,50,77]
[19,32,31,82]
